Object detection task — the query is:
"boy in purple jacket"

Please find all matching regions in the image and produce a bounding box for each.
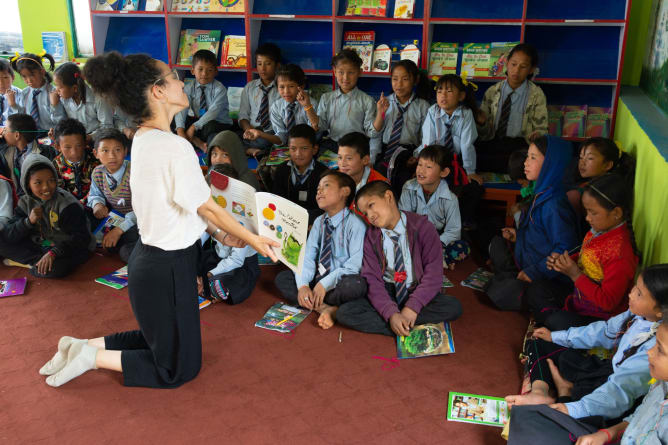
[337,180,462,336]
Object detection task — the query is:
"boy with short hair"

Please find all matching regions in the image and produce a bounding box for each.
[52,118,99,202]
[238,43,282,157]
[175,49,232,151]
[271,124,328,226]
[275,170,367,329]
[337,181,462,336]
[88,128,138,263]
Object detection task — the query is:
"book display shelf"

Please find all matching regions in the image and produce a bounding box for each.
[88,0,631,137]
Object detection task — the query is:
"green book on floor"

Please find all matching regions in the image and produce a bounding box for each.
[446,392,509,427]
[397,322,455,359]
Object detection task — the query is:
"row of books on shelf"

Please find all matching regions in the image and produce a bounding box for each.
[429,42,519,77]
[345,0,416,19]
[177,30,246,67]
[344,32,420,72]
[94,0,163,11]
[548,105,611,138]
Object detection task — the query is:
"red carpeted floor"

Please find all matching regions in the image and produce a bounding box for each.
[0,254,528,445]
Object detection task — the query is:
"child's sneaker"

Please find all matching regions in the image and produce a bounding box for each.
[208,278,229,303]
[198,295,211,310]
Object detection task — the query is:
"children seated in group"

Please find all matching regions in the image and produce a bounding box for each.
[337,180,462,336]
[507,148,530,227]
[399,145,469,270]
[207,130,261,189]
[0,59,22,129]
[0,153,93,277]
[270,63,319,146]
[317,49,379,157]
[271,124,328,226]
[485,136,579,311]
[1,113,57,195]
[475,43,548,173]
[0,170,15,230]
[51,118,99,203]
[87,128,138,263]
[113,107,137,141]
[506,264,666,424]
[239,43,282,157]
[175,50,232,151]
[526,173,640,330]
[9,52,65,135]
[275,171,367,329]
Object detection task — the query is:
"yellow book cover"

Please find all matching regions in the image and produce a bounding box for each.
[221,35,247,67]
[210,0,244,13]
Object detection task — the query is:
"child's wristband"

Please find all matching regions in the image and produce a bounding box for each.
[47,250,56,258]
[303,105,313,112]
[599,429,611,443]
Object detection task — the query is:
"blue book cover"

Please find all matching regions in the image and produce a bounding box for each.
[41,32,68,63]
[95,266,128,289]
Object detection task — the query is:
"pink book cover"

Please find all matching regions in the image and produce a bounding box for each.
[0,278,27,298]
[585,107,612,137]
[561,105,588,138]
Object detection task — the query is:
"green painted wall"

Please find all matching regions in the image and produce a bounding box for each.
[17,0,76,61]
[622,0,654,86]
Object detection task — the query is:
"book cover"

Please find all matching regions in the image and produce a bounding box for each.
[171,0,210,12]
[265,147,289,166]
[428,42,458,77]
[547,105,564,137]
[585,106,612,137]
[227,86,243,120]
[393,0,415,18]
[343,31,375,72]
[344,0,387,17]
[371,44,391,73]
[210,171,309,274]
[447,392,510,427]
[120,0,139,10]
[397,322,455,359]
[142,0,163,11]
[462,43,491,77]
[442,276,454,288]
[562,105,588,138]
[0,278,27,298]
[489,42,518,77]
[317,150,339,169]
[460,267,494,291]
[95,266,128,290]
[198,296,211,310]
[210,0,244,13]
[221,35,247,68]
[177,30,222,66]
[400,44,420,65]
[94,0,120,10]
[93,210,126,247]
[480,172,512,184]
[390,38,421,63]
[42,32,68,64]
[255,303,310,333]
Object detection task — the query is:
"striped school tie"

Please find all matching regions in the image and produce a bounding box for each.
[316,219,334,281]
[106,172,118,191]
[389,233,409,306]
[384,103,409,163]
[286,102,296,132]
[443,121,454,152]
[199,86,208,116]
[31,89,41,126]
[496,91,513,139]
[256,85,271,130]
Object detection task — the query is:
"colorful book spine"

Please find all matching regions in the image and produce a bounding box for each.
[429,42,458,77]
[562,105,588,138]
[343,31,375,72]
[461,43,491,77]
[585,106,612,137]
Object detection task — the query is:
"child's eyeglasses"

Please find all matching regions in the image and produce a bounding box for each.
[152,69,179,87]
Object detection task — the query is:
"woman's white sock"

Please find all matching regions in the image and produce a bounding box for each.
[39,336,87,376]
[45,343,98,387]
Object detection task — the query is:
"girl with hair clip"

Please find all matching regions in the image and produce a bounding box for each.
[50,62,114,143]
[8,51,66,134]
[37,51,279,389]
[526,173,640,330]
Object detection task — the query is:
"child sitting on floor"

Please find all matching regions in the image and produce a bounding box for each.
[0,153,93,277]
[270,63,319,146]
[506,265,666,423]
[399,145,469,270]
[207,130,260,189]
[507,148,530,227]
[52,118,99,203]
[88,128,138,263]
[337,180,462,336]
[271,124,328,226]
[275,170,367,329]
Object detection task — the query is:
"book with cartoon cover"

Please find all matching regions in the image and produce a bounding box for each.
[393,0,415,18]
[177,30,222,66]
[460,268,494,291]
[343,31,375,72]
[585,106,612,137]
[447,392,510,427]
[255,303,310,333]
[210,0,244,13]
[562,105,588,138]
[209,171,308,274]
[92,210,126,247]
[344,0,387,17]
[221,35,247,68]
[548,105,564,137]
[0,278,27,298]
[95,266,128,290]
[397,322,455,359]
[489,42,518,77]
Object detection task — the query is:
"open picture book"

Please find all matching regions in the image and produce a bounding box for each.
[397,322,455,359]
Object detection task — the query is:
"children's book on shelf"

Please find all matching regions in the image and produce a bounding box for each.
[462,43,491,77]
[390,38,420,63]
[42,32,68,63]
[393,0,415,18]
[371,44,391,73]
[221,35,247,68]
[227,86,243,119]
[447,392,510,427]
[461,268,494,291]
[547,105,564,137]
[93,210,126,247]
[344,0,388,17]
[143,0,163,11]
[400,44,420,65]
[309,84,333,102]
[480,172,512,184]
[562,105,588,138]
[210,0,244,13]
[210,171,308,274]
[94,0,121,11]
[255,302,310,333]
[343,31,375,73]
[120,0,138,10]
[585,106,612,137]
[397,322,454,359]
[171,0,210,12]
[95,266,129,289]
[177,30,222,66]
[489,42,518,77]
[428,43,458,77]
[0,278,27,298]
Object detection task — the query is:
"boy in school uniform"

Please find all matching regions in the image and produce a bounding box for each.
[271,124,328,226]
[275,170,367,329]
[88,128,138,263]
[52,118,99,203]
[337,181,462,336]
[175,49,232,151]
[238,43,282,157]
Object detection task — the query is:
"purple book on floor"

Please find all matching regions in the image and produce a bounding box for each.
[0,278,27,297]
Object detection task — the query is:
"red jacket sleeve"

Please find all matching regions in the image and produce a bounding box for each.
[574,250,637,313]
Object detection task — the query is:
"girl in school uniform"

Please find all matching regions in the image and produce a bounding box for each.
[0,59,22,130]
[38,51,278,389]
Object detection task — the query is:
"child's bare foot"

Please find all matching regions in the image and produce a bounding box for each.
[317,304,337,330]
[505,386,555,407]
[547,358,573,398]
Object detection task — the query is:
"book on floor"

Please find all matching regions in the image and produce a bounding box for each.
[210,171,308,275]
[371,44,391,73]
[489,42,519,77]
[446,392,510,427]
[255,302,310,333]
[177,30,222,66]
[95,266,128,290]
[461,43,491,77]
[221,35,247,68]
[460,268,494,291]
[0,278,27,298]
[93,210,126,247]
[585,106,612,137]
[344,0,387,17]
[41,32,68,63]
[397,322,455,359]
[343,31,375,72]
[428,42,458,77]
[442,275,454,288]
[562,105,588,138]
[198,295,211,310]
[393,0,415,18]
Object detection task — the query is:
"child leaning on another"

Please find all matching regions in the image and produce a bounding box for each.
[337,180,462,336]
[275,171,367,329]
[52,118,99,203]
[207,130,260,189]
